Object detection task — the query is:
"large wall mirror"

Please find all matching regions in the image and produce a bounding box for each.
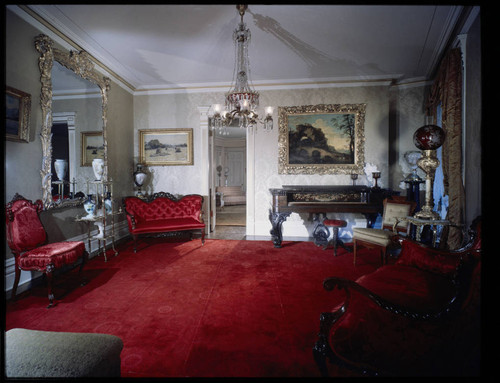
[35,34,110,209]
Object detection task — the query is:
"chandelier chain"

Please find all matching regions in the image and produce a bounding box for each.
[210,4,273,134]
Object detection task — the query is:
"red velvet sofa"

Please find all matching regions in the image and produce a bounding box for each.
[123,192,205,253]
[313,217,481,377]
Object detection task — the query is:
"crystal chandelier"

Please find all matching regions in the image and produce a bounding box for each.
[210,5,273,134]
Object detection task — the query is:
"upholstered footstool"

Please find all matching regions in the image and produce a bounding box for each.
[5,328,123,378]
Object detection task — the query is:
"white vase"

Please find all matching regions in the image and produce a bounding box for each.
[94,221,105,238]
[92,158,105,181]
[54,159,68,181]
[104,192,113,214]
[83,195,96,218]
[133,164,147,196]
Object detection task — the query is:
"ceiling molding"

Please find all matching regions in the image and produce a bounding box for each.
[423,6,464,79]
[133,76,396,96]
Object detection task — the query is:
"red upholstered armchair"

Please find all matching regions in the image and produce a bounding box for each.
[6,194,89,308]
[313,217,481,377]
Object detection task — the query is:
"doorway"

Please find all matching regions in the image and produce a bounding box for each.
[51,122,69,197]
[209,120,247,239]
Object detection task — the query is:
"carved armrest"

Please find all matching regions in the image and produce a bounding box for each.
[322,277,460,322]
[124,211,137,230]
[315,275,467,377]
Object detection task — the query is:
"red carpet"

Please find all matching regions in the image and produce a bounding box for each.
[5,238,383,377]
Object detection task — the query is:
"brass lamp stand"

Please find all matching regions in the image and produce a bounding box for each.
[413,149,440,219]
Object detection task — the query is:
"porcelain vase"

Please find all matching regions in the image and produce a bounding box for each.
[133,164,147,196]
[92,158,105,181]
[54,159,68,181]
[94,221,105,238]
[83,194,96,218]
[104,192,113,214]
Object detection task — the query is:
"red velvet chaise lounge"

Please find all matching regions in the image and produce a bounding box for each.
[123,192,205,253]
[313,217,481,376]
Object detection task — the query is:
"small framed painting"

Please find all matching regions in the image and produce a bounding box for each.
[6,86,31,142]
[139,128,193,166]
[81,131,104,166]
[278,103,366,175]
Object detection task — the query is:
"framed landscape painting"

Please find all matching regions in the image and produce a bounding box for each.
[139,128,193,166]
[81,131,104,166]
[6,86,31,142]
[278,103,366,174]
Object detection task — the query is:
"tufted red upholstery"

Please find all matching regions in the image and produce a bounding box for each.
[125,196,203,226]
[5,194,88,308]
[124,194,205,252]
[323,219,347,228]
[6,198,47,253]
[18,242,86,270]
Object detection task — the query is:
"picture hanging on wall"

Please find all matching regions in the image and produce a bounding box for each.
[278,103,366,175]
[6,86,31,143]
[139,128,193,166]
[81,131,104,166]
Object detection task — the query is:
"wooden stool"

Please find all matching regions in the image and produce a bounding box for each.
[323,219,348,256]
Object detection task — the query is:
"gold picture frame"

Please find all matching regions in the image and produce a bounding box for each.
[278,103,366,175]
[6,86,31,142]
[139,128,193,166]
[81,131,104,166]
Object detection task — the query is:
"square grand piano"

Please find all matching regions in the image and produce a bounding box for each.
[269,185,397,248]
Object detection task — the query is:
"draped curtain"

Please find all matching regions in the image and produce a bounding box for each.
[426,48,464,249]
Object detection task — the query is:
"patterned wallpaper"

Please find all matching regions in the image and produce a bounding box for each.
[133,84,426,239]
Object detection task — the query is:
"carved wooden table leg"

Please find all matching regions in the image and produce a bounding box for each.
[269,210,290,248]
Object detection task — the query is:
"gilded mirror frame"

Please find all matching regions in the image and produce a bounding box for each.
[35,34,111,209]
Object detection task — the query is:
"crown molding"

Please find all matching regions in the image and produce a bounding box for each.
[133,76,396,96]
[423,6,464,80]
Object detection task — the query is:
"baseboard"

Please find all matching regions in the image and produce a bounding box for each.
[4,220,130,299]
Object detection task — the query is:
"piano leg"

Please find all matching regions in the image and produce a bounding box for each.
[313,214,330,248]
[269,211,291,248]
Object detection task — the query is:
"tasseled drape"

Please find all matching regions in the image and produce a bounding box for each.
[426,48,465,249]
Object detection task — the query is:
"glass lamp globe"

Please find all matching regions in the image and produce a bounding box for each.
[413,124,446,150]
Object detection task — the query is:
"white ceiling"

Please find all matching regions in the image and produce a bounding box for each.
[22,4,473,92]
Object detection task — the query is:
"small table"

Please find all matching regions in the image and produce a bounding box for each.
[75,209,122,262]
[393,216,452,248]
